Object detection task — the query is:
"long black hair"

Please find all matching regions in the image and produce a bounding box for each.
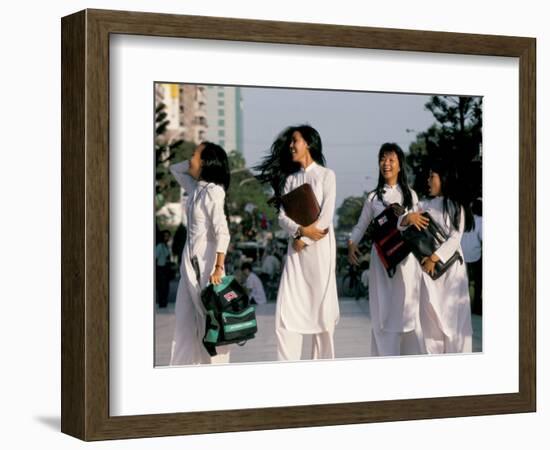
[372,143,414,210]
[429,158,474,232]
[200,142,230,191]
[254,124,326,210]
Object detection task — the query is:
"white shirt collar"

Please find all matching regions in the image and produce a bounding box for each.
[383,183,400,191]
[301,161,317,173]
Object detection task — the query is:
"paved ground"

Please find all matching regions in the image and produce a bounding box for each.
[155,281,482,366]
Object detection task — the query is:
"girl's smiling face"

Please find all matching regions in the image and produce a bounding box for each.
[379,150,400,185]
[289,131,311,164]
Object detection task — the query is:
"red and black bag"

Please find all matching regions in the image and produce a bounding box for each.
[369,203,411,277]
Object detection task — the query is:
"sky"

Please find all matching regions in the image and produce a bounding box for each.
[241,86,437,209]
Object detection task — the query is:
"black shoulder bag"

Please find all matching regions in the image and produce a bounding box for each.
[401,212,463,280]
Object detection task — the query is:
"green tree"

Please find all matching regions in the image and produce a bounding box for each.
[155,102,195,209]
[406,95,482,199]
[336,195,367,231]
[225,150,278,236]
[424,95,482,161]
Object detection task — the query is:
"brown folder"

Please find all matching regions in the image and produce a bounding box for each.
[280,183,321,226]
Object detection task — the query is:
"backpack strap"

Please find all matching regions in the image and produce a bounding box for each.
[202,309,220,356]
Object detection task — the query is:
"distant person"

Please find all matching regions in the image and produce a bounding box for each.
[225,243,239,274]
[461,198,482,315]
[261,250,281,279]
[241,262,267,305]
[168,142,232,365]
[171,223,187,266]
[155,230,172,308]
[255,124,339,361]
[346,262,360,292]
[348,143,423,356]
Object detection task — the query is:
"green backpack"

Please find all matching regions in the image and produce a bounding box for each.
[200,275,258,357]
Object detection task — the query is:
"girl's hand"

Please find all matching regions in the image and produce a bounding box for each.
[209,266,224,285]
[405,212,430,231]
[292,238,307,253]
[420,254,438,276]
[348,241,361,266]
[300,221,328,241]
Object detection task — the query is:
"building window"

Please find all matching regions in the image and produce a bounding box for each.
[218,130,225,137]
[218,119,225,126]
[218,109,225,116]
[218,100,224,106]
[218,91,224,98]
[219,140,225,147]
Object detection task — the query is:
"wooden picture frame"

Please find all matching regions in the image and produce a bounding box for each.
[61,8,536,441]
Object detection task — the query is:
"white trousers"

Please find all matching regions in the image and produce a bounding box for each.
[370,328,424,357]
[170,280,231,365]
[209,346,231,364]
[276,316,335,361]
[419,298,472,354]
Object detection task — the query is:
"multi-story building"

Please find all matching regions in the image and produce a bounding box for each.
[155,83,244,227]
[161,83,181,138]
[205,85,244,153]
[155,83,205,144]
[155,83,243,153]
[181,85,208,144]
[154,83,165,105]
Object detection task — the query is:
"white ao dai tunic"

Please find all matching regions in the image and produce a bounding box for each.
[413,197,473,353]
[168,161,231,365]
[276,162,340,334]
[350,185,421,335]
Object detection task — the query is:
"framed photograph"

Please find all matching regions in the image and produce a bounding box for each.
[61,9,536,441]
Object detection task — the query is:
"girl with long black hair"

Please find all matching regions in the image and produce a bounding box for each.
[399,158,474,353]
[348,143,424,356]
[255,125,339,361]
[168,142,232,365]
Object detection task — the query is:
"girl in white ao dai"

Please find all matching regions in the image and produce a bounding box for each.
[348,143,423,356]
[255,125,339,361]
[399,160,474,353]
[168,142,232,365]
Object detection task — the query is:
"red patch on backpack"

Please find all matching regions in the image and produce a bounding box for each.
[223,291,238,302]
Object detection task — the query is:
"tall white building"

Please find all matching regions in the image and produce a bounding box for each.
[205,85,244,153]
